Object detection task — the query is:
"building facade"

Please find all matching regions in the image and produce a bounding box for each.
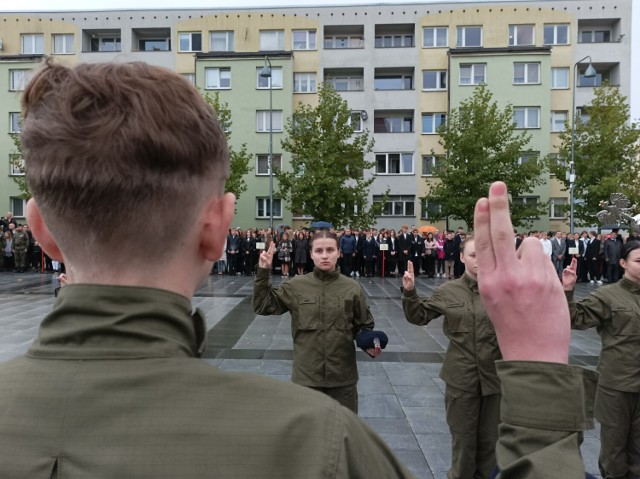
[1,0,633,231]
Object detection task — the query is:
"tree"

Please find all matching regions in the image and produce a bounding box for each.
[426,84,547,230]
[10,133,30,199]
[550,83,640,226]
[279,83,382,228]
[203,92,252,199]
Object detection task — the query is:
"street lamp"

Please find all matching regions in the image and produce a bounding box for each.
[569,55,597,234]
[259,56,274,231]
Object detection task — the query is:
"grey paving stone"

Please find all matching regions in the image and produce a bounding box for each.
[359,394,405,418]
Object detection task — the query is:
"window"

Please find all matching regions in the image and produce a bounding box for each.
[375,153,413,175]
[9,155,25,176]
[512,196,540,217]
[580,30,611,43]
[257,198,282,219]
[456,26,482,47]
[325,75,363,91]
[551,67,569,89]
[205,68,231,89]
[52,34,74,54]
[260,30,284,50]
[11,197,27,217]
[374,116,413,133]
[578,71,605,87]
[9,70,33,91]
[292,30,316,50]
[324,35,363,49]
[138,39,170,51]
[349,111,364,132]
[210,31,234,52]
[508,24,535,46]
[513,107,540,129]
[257,66,283,89]
[422,155,441,176]
[179,32,201,52]
[182,73,195,85]
[421,113,447,134]
[256,154,282,175]
[21,34,44,54]
[549,198,568,219]
[256,110,283,132]
[517,151,539,165]
[513,63,540,84]
[9,113,21,133]
[459,64,485,85]
[375,34,413,48]
[422,27,448,48]
[421,199,441,219]
[551,111,567,132]
[375,195,415,216]
[374,74,413,90]
[294,73,317,93]
[548,153,567,173]
[544,24,569,45]
[91,36,121,52]
[422,70,447,90]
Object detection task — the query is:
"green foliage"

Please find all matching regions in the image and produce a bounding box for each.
[279,83,383,229]
[10,133,30,199]
[427,84,547,230]
[549,83,640,226]
[203,92,252,199]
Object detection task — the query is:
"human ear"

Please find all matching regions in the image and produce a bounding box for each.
[200,192,235,261]
[26,199,64,261]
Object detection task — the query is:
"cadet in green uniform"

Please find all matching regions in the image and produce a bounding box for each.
[11,224,29,272]
[253,232,382,413]
[402,238,502,479]
[563,241,640,479]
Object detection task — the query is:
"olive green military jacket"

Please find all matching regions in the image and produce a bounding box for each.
[253,266,374,388]
[566,276,640,392]
[402,274,502,395]
[0,285,414,478]
[11,230,29,252]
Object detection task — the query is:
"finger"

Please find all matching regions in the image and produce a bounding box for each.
[487,182,517,269]
[474,196,496,273]
[407,261,413,274]
[570,257,578,273]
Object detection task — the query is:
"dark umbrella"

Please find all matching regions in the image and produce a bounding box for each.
[310,221,333,229]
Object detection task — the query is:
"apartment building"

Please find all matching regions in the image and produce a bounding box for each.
[0,0,633,231]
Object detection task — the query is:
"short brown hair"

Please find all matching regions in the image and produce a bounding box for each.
[21,59,228,264]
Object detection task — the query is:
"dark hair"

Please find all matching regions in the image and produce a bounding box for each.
[21,59,227,264]
[621,240,640,261]
[310,230,339,248]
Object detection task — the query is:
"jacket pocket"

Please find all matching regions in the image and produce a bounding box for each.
[610,305,639,336]
[297,297,320,330]
[444,301,470,332]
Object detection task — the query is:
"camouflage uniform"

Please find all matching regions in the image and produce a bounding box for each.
[12,230,29,272]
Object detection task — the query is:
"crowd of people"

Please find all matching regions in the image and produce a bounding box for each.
[1,213,63,273]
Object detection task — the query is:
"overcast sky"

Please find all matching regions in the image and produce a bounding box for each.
[4,0,638,120]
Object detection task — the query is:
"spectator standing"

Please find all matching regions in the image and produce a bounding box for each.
[339,227,357,277]
[293,230,308,276]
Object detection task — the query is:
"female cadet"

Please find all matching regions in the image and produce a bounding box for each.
[402,238,502,479]
[252,230,382,413]
[563,240,640,479]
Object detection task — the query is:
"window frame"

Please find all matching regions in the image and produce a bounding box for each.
[325,75,363,92]
[9,69,33,92]
[421,155,442,177]
[52,33,74,54]
[323,35,364,49]
[256,197,282,219]
[543,24,569,46]
[178,32,202,52]
[513,107,541,129]
[422,70,447,91]
[422,26,448,48]
[21,33,44,54]
[513,62,540,85]
[10,197,27,218]
[293,72,317,93]
[375,153,414,175]
[257,66,283,89]
[549,197,568,219]
[374,34,414,48]
[375,194,416,217]
[374,116,414,134]
[550,111,567,132]
[421,113,447,134]
[259,30,285,51]
[421,198,442,220]
[205,67,231,90]
[209,30,235,52]
[551,67,569,89]
[9,155,25,176]
[349,111,364,133]
[256,154,282,176]
[256,110,284,133]
[459,63,486,86]
[456,26,482,47]
[292,30,317,50]
[508,24,535,46]
[9,112,21,134]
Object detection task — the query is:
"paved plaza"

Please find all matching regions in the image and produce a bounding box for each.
[0,271,602,478]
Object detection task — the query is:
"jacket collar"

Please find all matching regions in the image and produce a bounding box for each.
[312,267,341,282]
[461,272,479,292]
[27,284,206,360]
[620,276,640,294]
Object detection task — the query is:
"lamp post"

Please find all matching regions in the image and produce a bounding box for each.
[570,56,597,234]
[259,56,274,231]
